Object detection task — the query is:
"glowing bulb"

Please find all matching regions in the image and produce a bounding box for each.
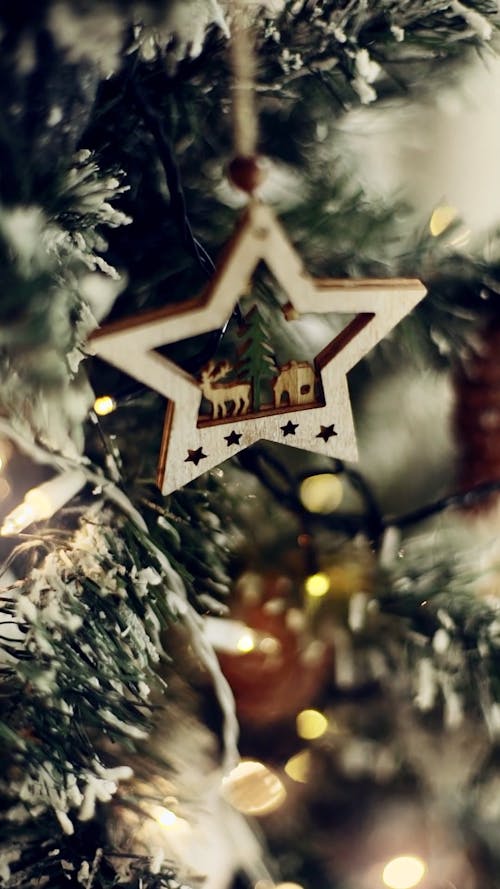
[0,470,86,535]
[93,395,117,416]
[156,807,178,828]
[299,474,343,513]
[429,205,457,237]
[304,572,330,598]
[296,709,328,740]
[284,750,311,783]
[237,631,256,653]
[151,805,190,834]
[1,502,37,536]
[222,760,286,816]
[382,856,426,889]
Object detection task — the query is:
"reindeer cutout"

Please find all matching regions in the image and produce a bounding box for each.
[199,360,252,419]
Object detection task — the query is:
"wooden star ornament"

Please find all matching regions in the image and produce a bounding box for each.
[89,202,426,494]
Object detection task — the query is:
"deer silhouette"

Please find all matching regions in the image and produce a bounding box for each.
[200,360,251,419]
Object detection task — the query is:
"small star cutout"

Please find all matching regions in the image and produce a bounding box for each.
[185,447,207,466]
[224,430,242,446]
[281,420,299,437]
[316,424,337,442]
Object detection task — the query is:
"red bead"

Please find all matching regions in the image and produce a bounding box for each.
[228,155,267,194]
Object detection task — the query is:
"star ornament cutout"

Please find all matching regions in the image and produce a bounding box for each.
[89,202,426,495]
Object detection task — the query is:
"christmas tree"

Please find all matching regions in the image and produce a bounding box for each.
[238,305,277,412]
[2,2,500,888]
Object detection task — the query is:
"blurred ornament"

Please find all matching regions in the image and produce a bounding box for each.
[218,574,331,728]
[454,317,500,507]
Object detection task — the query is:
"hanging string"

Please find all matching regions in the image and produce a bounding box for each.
[230,0,259,159]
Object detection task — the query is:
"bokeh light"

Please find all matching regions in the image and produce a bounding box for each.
[222,760,287,816]
[299,473,343,513]
[304,572,330,598]
[155,807,178,828]
[382,855,426,889]
[93,395,117,416]
[237,631,256,653]
[429,205,457,236]
[296,709,328,740]
[284,749,311,783]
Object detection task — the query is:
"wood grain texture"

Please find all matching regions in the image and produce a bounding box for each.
[89,201,426,494]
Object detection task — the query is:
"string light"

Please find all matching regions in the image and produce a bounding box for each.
[299,473,343,513]
[236,631,256,653]
[1,470,86,535]
[222,760,287,816]
[151,805,191,835]
[382,856,426,889]
[284,749,311,783]
[93,395,117,416]
[304,572,330,598]
[155,807,178,828]
[296,709,328,740]
[203,616,258,654]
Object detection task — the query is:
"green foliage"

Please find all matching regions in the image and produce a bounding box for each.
[0,0,500,886]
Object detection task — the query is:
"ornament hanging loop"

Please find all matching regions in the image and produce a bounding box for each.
[228,0,267,195]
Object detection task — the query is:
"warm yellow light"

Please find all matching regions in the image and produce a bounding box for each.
[382,856,426,889]
[275,883,305,888]
[237,631,256,653]
[299,474,343,513]
[152,805,190,834]
[258,635,281,655]
[296,709,328,740]
[25,488,55,520]
[156,807,178,828]
[429,205,457,237]
[284,750,311,783]
[222,760,287,816]
[0,471,86,535]
[304,572,330,598]
[1,502,37,536]
[93,395,117,416]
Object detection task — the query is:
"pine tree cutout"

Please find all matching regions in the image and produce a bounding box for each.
[238,304,277,411]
